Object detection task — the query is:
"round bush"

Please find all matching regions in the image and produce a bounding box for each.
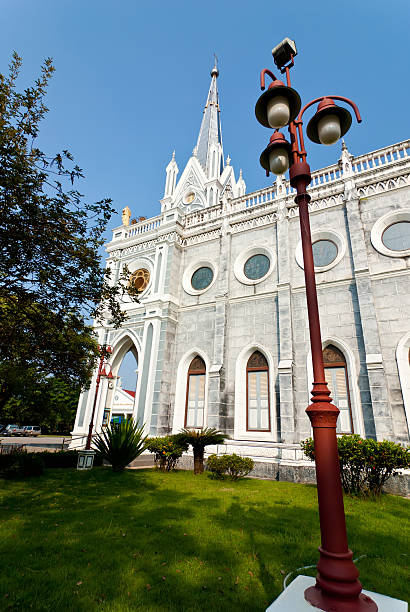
[301,435,410,496]
[207,453,254,481]
[146,435,189,471]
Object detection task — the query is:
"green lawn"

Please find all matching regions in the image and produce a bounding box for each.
[0,468,408,611]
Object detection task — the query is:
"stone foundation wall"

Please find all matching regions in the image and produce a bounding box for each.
[176,453,410,497]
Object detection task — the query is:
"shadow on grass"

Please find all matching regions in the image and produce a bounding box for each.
[0,469,408,611]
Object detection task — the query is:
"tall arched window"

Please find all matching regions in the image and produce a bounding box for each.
[185,356,206,428]
[323,345,353,434]
[247,351,270,431]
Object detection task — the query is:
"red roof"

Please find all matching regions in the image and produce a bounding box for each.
[124,389,136,398]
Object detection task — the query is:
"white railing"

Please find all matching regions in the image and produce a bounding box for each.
[112,140,410,238]
[351,140,409,174]
[124,215,162,238]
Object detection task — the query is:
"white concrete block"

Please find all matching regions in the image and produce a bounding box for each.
[266,576,407,611]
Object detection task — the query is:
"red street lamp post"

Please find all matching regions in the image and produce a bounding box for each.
[255,40,377,611]
[85,344,113,450]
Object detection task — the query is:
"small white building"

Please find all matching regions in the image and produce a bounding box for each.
[71,64,410,475]
[104,380,136,425]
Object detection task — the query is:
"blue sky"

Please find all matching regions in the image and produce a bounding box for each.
[2,0,409,231]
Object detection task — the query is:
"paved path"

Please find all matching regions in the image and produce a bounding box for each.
[0,435,69,449]
[128,454,155,469]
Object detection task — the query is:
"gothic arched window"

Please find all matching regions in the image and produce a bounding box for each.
[247,351,270,431]
[323,345,353,434]
[185,356,206,428]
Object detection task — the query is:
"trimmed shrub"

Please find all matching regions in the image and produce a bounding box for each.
[94,419,147,472]
[0,450,44,479]
[207,454,227,479]
[207,453,254,481]
[0,449,103,475]
[146,435,189,471]
[301,434,410,496]
[37,450,102,468]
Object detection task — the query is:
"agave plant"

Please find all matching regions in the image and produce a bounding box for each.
[94,419,147,472]
[179,427,227,475]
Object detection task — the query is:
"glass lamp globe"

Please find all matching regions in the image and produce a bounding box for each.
[268,147,289,175]
[267,96,290,129]
[317,113,341,145]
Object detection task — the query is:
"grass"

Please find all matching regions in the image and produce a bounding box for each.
[0,468,409,611]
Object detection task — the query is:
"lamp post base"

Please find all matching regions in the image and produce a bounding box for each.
[265,576,407,612]
[305,585,377,611]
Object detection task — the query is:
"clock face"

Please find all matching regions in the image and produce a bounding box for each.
[129,268,150,293]
[184,191,195,204]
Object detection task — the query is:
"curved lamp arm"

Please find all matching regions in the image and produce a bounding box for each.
[260,68,279,91]
[296,95,362,124]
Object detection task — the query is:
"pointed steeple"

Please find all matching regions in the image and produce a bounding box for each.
[164,150,179,197]
[195,60,224,179]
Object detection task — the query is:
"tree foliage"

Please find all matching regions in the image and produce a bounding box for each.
[0,53,136,413]
[1,372,80,432]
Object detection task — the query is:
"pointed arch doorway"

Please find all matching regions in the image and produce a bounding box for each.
[104,335,139,427]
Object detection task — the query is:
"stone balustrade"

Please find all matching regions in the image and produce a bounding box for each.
[110,139,410,243]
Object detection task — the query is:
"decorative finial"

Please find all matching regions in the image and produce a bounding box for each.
[341,139,347,151]
[122,206,131,226]
[211,53,219,78]
[172,150,175,160]
[192,146,198,157]
[239,169,243,178]
[226,155,231,166]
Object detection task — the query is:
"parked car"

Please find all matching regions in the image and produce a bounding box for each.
[21,426,41,437]
[2,424,20,436]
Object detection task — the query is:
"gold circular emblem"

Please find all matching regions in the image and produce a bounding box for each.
[129,268,150,293]
[184,191,195,204]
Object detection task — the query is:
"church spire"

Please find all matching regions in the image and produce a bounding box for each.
[195,59,224,179]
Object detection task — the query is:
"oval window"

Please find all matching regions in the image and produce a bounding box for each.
[191,267,213,291]
[244,254,270,280]
[382,221,410,251]
[312,240,338,267]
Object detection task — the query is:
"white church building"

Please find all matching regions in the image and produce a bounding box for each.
[71,65,410,472]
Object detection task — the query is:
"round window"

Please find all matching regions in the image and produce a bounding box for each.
[312,240,338,267]
[382,221,410,252]
[191,267,213,291]
[244,254,270,280]
[129,268,150,293]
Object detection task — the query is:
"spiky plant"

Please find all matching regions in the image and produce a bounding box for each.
[179,428,227,475]
[94,419,147,472]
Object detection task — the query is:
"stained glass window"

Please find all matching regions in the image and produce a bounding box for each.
[382,222,410,251]
[244,254,270,280]
[129,268,150,293]
[247,351,270,431]
[312,240,338,267]
[191,267,213,290]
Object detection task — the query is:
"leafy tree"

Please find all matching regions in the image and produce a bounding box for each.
[0,53,136,413]
[1,372,80,433]
[179,428,227,475]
